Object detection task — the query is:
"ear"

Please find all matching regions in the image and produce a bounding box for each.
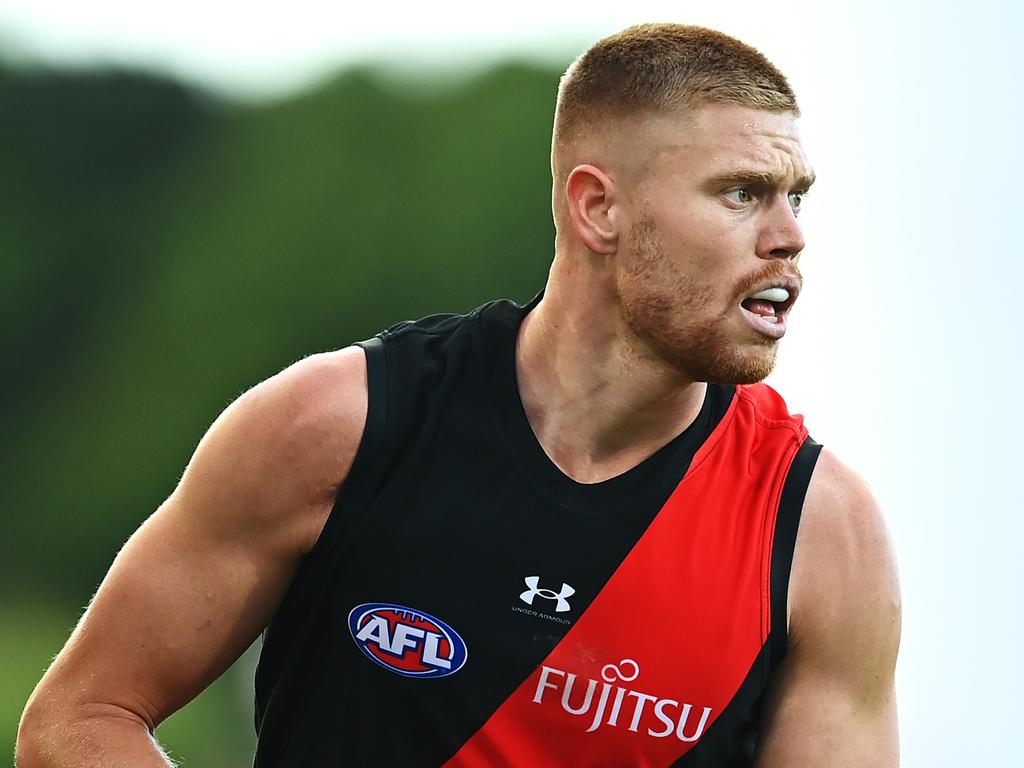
[564,164,619,255]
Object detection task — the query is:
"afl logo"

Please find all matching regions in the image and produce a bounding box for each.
[348,602,468,679]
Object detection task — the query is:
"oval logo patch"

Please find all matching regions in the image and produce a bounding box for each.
[348,602,468,679]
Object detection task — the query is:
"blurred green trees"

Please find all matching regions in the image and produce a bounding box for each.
[1,58,560,765]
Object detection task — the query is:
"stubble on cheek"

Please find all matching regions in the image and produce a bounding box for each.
[617,216,716,371]
[617,216,779,384]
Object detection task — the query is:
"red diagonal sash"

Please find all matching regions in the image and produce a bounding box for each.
[444,386,805,767]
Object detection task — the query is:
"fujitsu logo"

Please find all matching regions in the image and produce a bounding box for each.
[519,576,575,612]
[532,658,713,742]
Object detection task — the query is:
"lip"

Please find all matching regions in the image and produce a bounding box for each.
[738,274,801,340]
[740,305,787,339]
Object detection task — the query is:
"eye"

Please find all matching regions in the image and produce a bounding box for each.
[788,190,807,215]
[724,188,753,205]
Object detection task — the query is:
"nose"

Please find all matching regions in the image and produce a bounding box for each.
[757,197,805,261]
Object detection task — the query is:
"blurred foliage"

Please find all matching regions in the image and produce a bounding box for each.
[1,58,560,764]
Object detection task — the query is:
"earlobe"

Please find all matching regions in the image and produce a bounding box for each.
[565,164,619,255]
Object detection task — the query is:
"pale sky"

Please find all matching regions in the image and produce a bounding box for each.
[0,1,835,98]
[2,1,1020,765]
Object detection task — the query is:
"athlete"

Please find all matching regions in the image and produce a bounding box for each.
[18,23,900,767]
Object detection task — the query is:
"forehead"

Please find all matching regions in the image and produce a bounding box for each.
[644,102,813,184]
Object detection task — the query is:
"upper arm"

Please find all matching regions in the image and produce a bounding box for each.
[23,346,368,733]
[756,448,902,767]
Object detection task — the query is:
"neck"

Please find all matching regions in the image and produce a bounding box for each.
[516,253,707,484]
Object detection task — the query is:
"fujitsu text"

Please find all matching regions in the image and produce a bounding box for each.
[531,659,712,742]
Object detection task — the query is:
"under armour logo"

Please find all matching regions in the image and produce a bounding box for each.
[520,576,575,613]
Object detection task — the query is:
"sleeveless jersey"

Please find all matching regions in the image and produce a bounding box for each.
[252,295,822,767]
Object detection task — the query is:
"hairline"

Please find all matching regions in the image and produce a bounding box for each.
[552,99,803,184]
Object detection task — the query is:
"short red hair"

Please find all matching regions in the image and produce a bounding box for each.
[556,23,798,140]
[552,23,799,185]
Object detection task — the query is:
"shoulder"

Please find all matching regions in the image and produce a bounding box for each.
[757,448,901,763]
[788,448,901,699]
[232,346,368,460]
[178,346,369,552]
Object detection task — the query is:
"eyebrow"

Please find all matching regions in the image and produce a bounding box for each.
[706,169,817,191]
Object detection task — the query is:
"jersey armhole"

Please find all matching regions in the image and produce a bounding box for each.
[769,436,822,667]
[292,337,390,571]
[353,336,389,464]
[331,336,389,519]
[254,336,391,725]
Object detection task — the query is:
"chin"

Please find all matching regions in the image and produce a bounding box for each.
[704,361,776,385]
[673,343,778,385]
[622,297,780,385]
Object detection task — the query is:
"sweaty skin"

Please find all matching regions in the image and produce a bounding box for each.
[17,102,900,767]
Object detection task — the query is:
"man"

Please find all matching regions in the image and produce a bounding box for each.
[17,23,900,767]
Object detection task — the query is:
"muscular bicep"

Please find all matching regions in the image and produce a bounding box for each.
[26,348,367,733]
[755,642,899,767]
[47,491,301,728]
[756,449,901,767]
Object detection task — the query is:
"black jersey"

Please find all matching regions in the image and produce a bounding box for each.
[252,296,820,767]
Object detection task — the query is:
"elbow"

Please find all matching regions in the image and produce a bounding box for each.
[16,695,57,767]
[16,681,87,768]
[16,685,167,767]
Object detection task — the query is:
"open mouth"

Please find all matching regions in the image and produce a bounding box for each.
[739,285,799,339]
[740,286,796,320]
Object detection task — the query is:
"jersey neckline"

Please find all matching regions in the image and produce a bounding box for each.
[478,293,734,517]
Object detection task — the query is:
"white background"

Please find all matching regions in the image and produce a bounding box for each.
[2,1,1020,764]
